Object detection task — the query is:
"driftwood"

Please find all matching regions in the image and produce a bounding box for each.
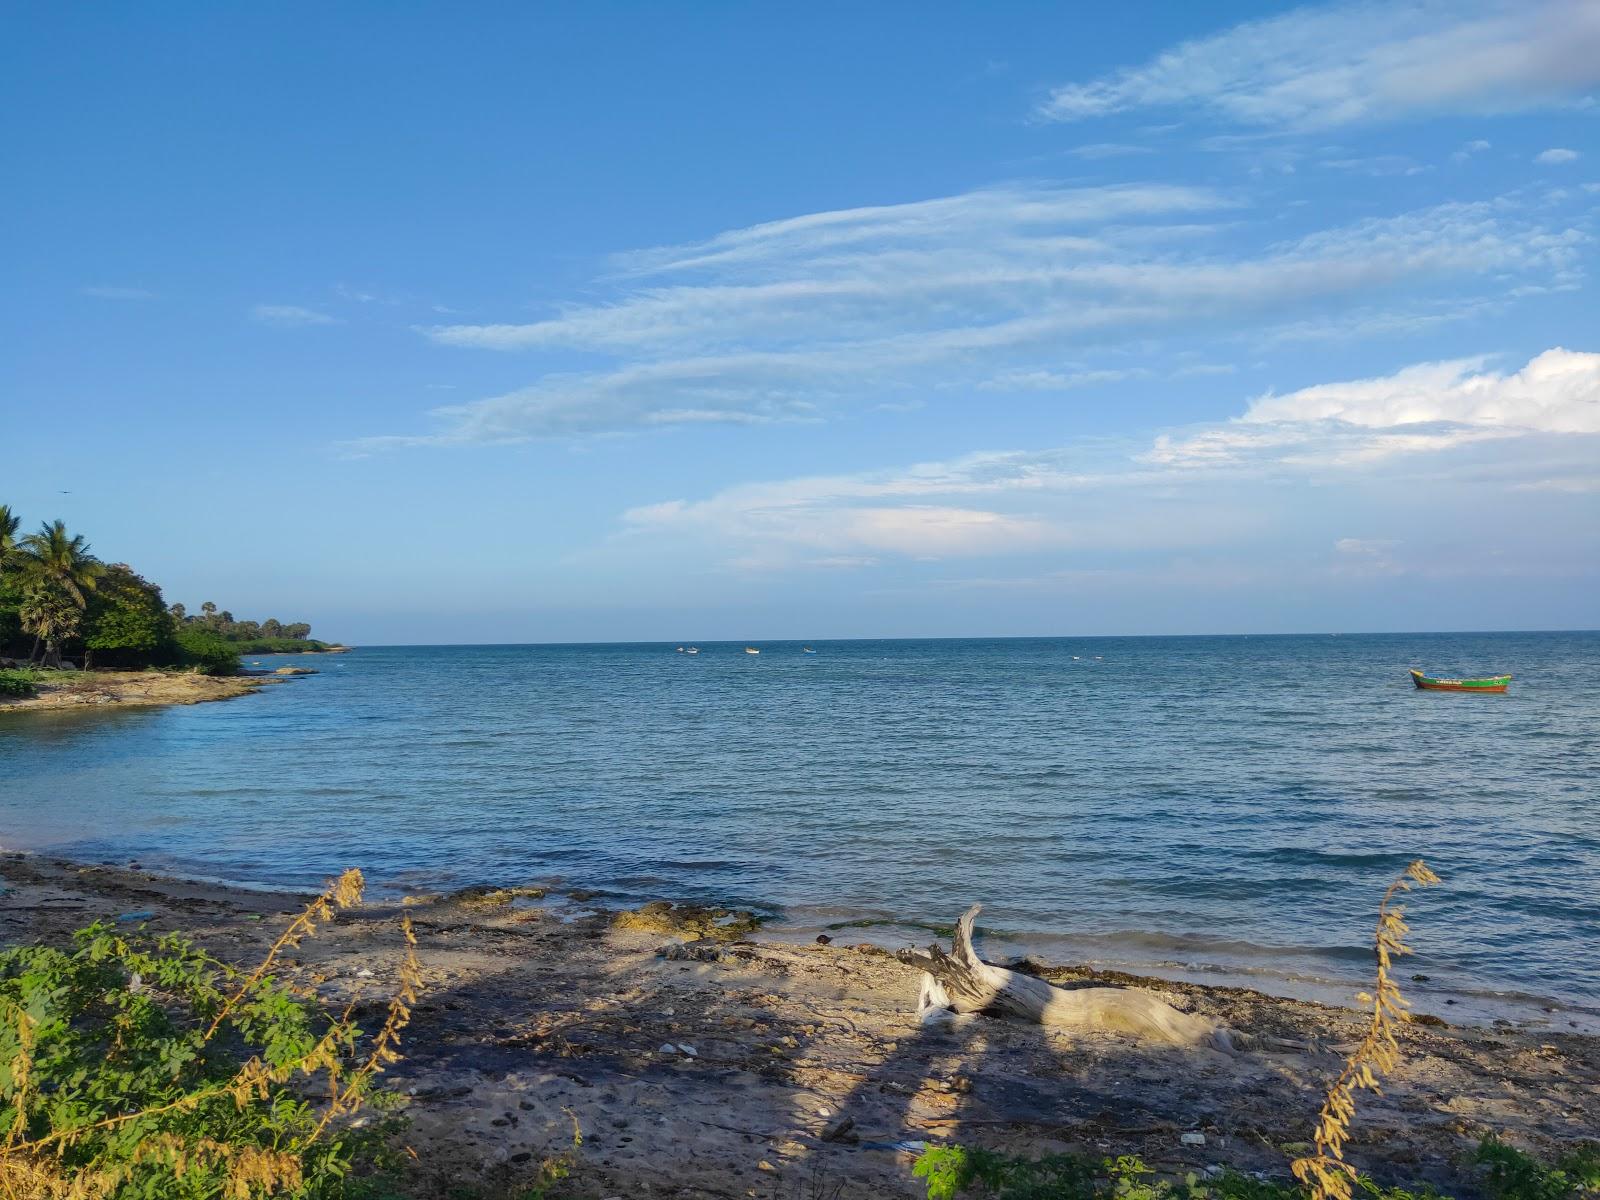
[898,905,1239,1052]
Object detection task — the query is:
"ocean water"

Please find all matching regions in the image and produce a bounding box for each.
[3,634,1598,1027]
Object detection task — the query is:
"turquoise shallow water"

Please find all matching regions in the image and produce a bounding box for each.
[2,633,1597,1024]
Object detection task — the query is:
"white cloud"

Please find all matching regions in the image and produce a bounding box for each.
[1037,0,1600,131]
[1536,147,1582,164]
[1150,348,1600,465]
[82,285,156,301]
[370,184,1581,446]
[251,304,340,327]
[617,348,1599,572]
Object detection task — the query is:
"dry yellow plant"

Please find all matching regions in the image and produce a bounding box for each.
[1290,859,1442,1200]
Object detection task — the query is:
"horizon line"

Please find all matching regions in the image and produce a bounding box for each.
[303,627,1600,650]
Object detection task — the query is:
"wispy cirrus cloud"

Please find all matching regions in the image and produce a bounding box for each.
[619,349,1600,571]
[364,184,1584,448]
[1037,0,1600,131]
[251,304,340,327]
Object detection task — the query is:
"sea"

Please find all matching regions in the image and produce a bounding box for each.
[3,633,1597,1030]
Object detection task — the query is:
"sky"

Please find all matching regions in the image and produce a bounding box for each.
[3,0,1599,643]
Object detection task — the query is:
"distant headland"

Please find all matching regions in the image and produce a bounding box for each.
[0,502,343,711]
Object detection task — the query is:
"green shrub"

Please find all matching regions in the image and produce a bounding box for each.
[0,667,40,697]
[175,626,241,675]
[1477,1138,1600,1200]
[911,1147,1449,1200]
[0,872,416,1198]
[230,637,334,654]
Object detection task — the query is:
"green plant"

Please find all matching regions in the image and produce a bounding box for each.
[0,669,39,698]
[176,625,242,675]
[911,1146,1458,1200]
[82,564,178,668]
[0,869,420,1200]
[1476,1137,1600,1200]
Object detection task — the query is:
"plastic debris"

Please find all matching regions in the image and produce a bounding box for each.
[116,910,155,922]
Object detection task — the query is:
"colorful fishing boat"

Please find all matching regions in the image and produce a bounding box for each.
[1410,669,1511,694]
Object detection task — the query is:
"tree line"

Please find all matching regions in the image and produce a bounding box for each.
[1,504,322,673]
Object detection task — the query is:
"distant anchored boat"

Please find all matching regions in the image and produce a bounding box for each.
[744,647,760,655]
[1410,669,1511,694]
[684,646,699,655]
[802,646,816,654]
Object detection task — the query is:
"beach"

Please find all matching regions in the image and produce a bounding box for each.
[3,852,1595,1199]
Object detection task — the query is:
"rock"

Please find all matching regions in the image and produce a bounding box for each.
[612,900,762,941]
[820,1116,857,1144]
[274,666,318,675]
[677,1043,697,1057]
[814,933,832,945]
[448,885,547,911]
[661,938,726,963]
[658,1043,677,1055]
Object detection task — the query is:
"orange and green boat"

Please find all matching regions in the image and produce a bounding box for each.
[1410,669,1511,694]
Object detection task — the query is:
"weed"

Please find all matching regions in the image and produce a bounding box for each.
[1476,1137,1600,1200]
[0,868,417,1199]
[1291,861,1441,1200]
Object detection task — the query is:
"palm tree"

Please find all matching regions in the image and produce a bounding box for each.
[18,589,81,667]
[15,520,104,665]
[0,504,18,579]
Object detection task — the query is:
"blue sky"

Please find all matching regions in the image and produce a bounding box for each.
[4,1,1598,642]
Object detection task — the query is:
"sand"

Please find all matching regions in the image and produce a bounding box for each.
[2,854,1595,1199]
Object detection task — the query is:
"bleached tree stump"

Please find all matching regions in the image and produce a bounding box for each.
[899,905,1239,1052]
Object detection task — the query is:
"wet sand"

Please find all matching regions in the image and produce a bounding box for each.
[2,853,1595,1198]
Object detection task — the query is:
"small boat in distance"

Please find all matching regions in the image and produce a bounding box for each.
[1411,669,1511,694]
[685,646,699,654]
[744,647,760,655]
[802,646,816,654]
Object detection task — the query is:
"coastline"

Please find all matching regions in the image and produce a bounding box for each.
[4,852,1595,1198]
[0,669,278,713]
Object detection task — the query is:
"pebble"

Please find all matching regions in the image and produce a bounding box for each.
[659,1043,676,1055]
[677,1043,697,1057]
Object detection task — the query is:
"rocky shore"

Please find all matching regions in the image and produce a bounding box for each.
[0,669,279,713]
[2,854,1594,1199]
